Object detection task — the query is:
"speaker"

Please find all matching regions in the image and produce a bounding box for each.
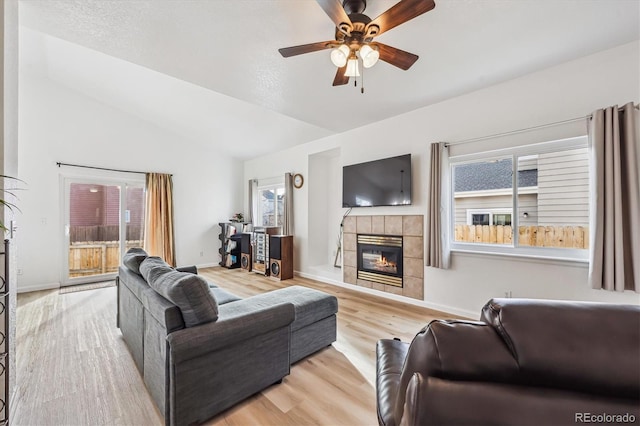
[240,233,252,271]
[240,233,252,254]
[269,235,293,280]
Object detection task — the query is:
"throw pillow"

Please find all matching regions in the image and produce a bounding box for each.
[140,256,219,327]
[122,247,149,275]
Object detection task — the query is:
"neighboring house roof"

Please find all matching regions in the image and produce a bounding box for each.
[454,159,538,192]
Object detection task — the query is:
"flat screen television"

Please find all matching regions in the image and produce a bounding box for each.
[342,154,412,207]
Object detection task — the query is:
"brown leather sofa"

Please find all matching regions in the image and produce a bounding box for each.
[376,298,640,426]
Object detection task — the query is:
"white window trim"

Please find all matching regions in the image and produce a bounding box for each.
[449,136,589,262]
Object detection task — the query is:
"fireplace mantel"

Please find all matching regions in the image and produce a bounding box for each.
[342,215,424,301]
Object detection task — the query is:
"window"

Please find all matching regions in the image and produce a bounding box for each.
[467,209,512,226]
[257,183,285,227]
[450,136,589,260]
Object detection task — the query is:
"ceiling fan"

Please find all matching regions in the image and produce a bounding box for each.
[278,0,436,87]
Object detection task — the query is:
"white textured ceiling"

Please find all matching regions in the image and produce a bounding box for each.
[19,0,640,159]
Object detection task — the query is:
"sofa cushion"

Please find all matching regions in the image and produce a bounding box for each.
[123,248,148,275]
[210,287,242,305]
[242,286,338,331]
[140,257,219,327]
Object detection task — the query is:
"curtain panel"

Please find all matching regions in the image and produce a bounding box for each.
[282,173,294,235]
[425,142,450,269]
[144,173,176,266]
[248,179,258,225]
[588,102,639,292]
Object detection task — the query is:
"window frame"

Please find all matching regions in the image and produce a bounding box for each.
[466,208,513,226]
[256,181,285,227]
[449,136,589,262]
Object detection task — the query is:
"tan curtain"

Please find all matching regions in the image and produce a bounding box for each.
[144,173,176,266]
[282,173,293,235]
[425,142,450,269]
[588,102,639,292]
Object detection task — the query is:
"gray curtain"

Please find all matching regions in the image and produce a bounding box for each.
[282,173,294,235]
[588,102,639,292]
[248,179,258,225]
[425,142,450,269]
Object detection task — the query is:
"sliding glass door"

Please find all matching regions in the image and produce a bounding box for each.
[63,177,145,286]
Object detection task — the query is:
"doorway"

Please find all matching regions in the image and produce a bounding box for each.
[63,177,145,286]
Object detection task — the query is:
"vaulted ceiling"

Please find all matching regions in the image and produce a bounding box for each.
[19,0,640,159]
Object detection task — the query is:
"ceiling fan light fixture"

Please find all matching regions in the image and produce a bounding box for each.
[330,44,350,67]
[359,44,379,68]
[345,57,360,77]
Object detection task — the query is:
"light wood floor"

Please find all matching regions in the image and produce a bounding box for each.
[13,268,459,426]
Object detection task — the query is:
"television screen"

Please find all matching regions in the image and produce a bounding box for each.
[342,154,412,207]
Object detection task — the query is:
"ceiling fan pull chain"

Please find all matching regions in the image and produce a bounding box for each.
[361,60,365,94]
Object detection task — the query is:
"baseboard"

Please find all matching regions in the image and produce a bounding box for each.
[196,262,219,269]
[295,270,477,319]
[17,282,60,294]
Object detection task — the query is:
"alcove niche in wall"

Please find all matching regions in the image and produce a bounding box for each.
[307,148,342,282]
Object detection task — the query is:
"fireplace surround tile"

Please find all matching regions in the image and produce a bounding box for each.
[404,258,424,279]
[403,277,424,300]
[343,214,424,302]
[344,266,357,284]
[385,285,403,296]
[356,216,372,234]
[371,216,385,234]
[403,236,424,259]
[343,233,357,252]
[343,216,357,234]
[343,250,357,268]
[403,215,424,236]
[357,279,373,288]
[385,216,403,235]
[372,282,385,292]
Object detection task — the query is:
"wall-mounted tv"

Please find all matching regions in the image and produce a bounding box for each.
[342,154,412,207]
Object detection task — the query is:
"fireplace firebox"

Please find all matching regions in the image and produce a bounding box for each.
[357,234,403,287]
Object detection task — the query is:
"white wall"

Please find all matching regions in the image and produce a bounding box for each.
[244,41,640,318]
[18,73,243,292]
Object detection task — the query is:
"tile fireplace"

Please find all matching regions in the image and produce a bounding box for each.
[342,215,424,301]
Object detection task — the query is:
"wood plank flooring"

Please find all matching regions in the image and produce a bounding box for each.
[13,267,459,426]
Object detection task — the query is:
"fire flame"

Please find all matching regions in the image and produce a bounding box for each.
[375,256,397,269]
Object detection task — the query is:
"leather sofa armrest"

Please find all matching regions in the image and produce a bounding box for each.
[392,319,520,425]
[377,339,410,426]
[167,301,295,363]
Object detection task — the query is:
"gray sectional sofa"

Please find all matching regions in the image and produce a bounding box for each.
[117,248,338,426]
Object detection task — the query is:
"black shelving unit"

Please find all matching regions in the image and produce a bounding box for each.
[0,239,9,426]
[218,223,246,269]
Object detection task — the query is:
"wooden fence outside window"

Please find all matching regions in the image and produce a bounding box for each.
[69,240,143,278]
[454,225,588,249]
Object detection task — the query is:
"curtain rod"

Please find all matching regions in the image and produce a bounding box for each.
[56,162,172,176]
[446,103,639,147]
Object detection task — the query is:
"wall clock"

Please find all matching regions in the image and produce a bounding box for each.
[293,173,304,189]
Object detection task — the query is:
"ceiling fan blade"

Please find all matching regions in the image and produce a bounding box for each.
[365,0,435,38]
[332,65,349,86]
[278,41,336,58]
[316,0,353,35]
[372,42,419,70]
